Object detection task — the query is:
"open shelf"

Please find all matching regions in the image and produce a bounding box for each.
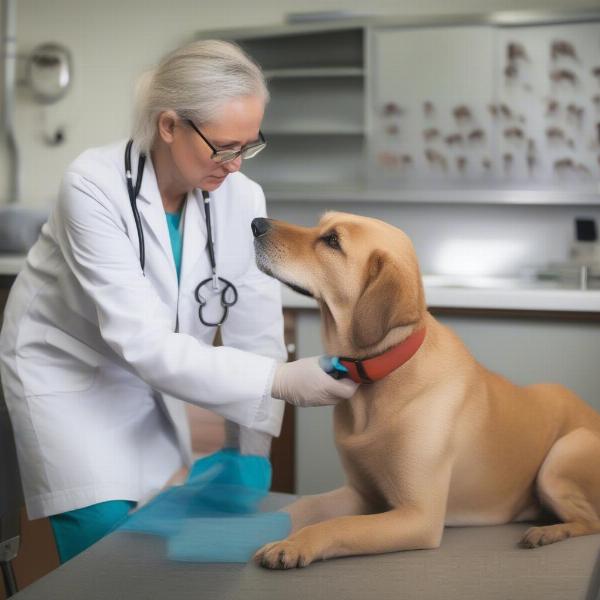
[242,135,366,189]
[238,28,364,70]
[264,67,364,79]
[199,24,366,191]
[263,76,365,137]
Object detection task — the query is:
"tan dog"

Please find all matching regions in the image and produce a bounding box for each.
[252,211,600,570]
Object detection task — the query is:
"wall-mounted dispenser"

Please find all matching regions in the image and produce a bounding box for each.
[27,43,73,105]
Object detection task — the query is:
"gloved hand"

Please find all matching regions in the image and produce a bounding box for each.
[271,356,359,407]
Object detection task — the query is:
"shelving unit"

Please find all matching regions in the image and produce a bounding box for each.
[198,24,367,189]
[198,10,600,205]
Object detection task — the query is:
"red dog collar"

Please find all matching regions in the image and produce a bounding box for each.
[338,327,426,384]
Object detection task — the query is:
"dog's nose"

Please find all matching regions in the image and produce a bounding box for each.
[251,218,272,238]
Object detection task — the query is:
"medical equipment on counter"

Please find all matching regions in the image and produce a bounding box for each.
[125,139,238,327]
[27,43,73,105]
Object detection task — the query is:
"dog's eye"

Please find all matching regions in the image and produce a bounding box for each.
[322,232,341,250]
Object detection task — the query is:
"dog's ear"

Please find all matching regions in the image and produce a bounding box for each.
[351,251,423,349]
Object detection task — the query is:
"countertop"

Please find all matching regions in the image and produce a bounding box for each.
[2,254,599,313]
[0,254,28,276]
[281,280,600,313]
[11,492,600,600]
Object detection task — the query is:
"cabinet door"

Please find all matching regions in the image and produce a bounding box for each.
[370,26,496,186]
[370,21,600,191]
[494,23,600,187]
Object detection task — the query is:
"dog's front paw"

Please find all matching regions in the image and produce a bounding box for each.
[254,539,315,569]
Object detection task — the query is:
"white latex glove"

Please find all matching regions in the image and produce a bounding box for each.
[271,356,359,407]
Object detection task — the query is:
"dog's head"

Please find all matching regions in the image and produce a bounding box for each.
[252,212,426,356]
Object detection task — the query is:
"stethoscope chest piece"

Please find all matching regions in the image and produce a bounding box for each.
[194,276,238,327]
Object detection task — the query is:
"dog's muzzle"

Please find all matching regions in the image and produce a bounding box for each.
[251,218,314,299]
[251,217,275,276]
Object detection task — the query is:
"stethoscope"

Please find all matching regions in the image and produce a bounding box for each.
[125,139,238,327]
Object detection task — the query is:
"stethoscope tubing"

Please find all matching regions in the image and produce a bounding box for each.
[124,139,238,327]
[125,140,146,272]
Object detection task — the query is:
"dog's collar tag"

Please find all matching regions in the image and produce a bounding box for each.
[338,327,426,384]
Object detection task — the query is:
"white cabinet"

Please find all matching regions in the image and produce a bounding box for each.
[199,13,600,204]
[369,20,600,192]
[493,23,600,188]
[371,26,496,187]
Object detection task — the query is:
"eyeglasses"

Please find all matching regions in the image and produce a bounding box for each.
[184,118,267,164]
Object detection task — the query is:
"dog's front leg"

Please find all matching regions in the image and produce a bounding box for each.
[281,485,372,533]
[255,505,445,569]
[256,450,453,569]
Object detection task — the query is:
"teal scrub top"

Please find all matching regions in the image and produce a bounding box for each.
[165,210,183,281]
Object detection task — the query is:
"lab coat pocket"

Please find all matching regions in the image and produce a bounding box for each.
[16,327,103,396]
[45,328,105,369]
[217,250,251,283]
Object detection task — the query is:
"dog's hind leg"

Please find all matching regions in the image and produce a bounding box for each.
[520,427,600,548]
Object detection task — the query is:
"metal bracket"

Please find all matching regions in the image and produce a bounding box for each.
[0,536,20,562]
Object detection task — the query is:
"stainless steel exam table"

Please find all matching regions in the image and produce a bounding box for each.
[11,493,600,600]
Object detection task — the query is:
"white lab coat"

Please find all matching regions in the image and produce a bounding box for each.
[0,140,287,520]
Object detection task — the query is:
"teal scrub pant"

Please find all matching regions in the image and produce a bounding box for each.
[49,500,136,563]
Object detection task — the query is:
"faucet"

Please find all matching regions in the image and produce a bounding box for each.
[579,265,590,290]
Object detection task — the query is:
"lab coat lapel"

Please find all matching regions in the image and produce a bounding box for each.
[135,150,177,282]
[179,189,208,290]
[133,149,193,462]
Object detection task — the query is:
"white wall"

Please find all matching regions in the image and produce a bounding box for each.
[268,202,600,277]
[7,0,600,206]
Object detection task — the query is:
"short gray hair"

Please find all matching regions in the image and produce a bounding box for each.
[132,39,269,153]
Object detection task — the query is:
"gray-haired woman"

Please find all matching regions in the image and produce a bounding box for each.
[0,40,357,563]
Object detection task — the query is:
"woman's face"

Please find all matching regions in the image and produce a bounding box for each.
[163,95,265,193]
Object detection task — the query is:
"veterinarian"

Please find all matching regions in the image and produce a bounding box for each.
[0,40,357,563]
